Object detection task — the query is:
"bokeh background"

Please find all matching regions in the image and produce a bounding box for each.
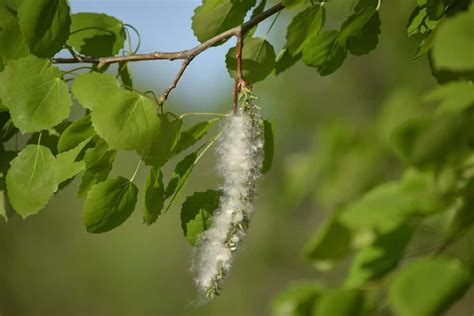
[0,1,472,315]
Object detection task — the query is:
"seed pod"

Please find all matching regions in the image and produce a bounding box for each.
[192,90,263,299]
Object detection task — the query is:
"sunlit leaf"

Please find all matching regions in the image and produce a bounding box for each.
[71,72,121,110]
[286,5,325,56]
[55,137,92,185]
[58,115,96,153]
[192,0,255,43]
[432,6,474,71]
[6,145,57,218]
[73,73,163,166]
[78,138,116,198]
[0,56,72,133]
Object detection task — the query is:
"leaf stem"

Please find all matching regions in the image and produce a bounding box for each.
[37,132,42,146]
[179,112,229,119]
[130,160,142,182]
[62,66,95,75]
[195,130,223,164]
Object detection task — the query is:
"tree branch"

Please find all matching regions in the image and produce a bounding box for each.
[52,3,284,65]
[53,2,285,106]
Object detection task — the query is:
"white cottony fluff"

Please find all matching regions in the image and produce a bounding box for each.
[192,108,263,298]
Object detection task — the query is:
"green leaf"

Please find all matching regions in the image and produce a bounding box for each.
[78,138,116,198]
[338,4,377,47]
[73,73,163,165]
[376,89,426,146]
[311,120,388,209]
[55,137,92,185]
[432,6,474,71]
[83,177,138,233]
[137,112,182,169]
[392,114,471,168]
[282,0,306,9]
[428,52,474,84]
[68,13,125,57]
[18,0,71,57]
[165,152,198,210]
[346,12,381,56]
[261,119,274,174]
[314,289,365,316]
[426,0,445,20]
[302,31,347,76]
[346,225,413,287]
[286,5,325,56]
[6,144,57,218]
[226,37,276,83]
[0,19,29,64]
[274,47,301,75]
[172,118,218,155]
[407,5,438,37]
[58,115,96,153]
[339,170,442,236]
[0,56,72,133]
[192,0,255,43]
[271,282,323,316]
[143,168,165,225]
[26,121,70,156]
[181,189,221,245]
[71,72,121,110]
[304,215,353,270]
[425,81,474,114]
[389,257,472,316]
[118,61,133,88]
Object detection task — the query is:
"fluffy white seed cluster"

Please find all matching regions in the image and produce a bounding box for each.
[192,106,263,299]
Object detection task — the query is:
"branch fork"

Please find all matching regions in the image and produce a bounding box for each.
[53,3,285,108]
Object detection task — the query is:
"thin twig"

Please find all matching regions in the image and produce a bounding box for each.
[158,57,193,106]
